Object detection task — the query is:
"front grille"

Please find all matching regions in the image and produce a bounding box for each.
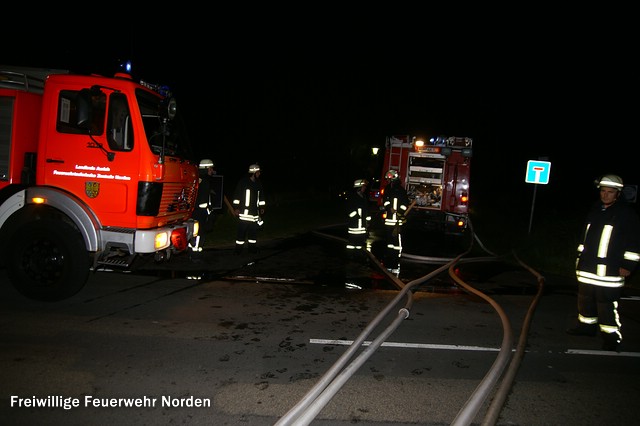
[159,182,197,216]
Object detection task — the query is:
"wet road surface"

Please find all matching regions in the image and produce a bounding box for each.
[2,226,640,425]
[131,224,515,295]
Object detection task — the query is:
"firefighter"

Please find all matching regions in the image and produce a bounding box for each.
[567,174,640,351]
[345,179,371,259]
[232,163,265,254]
[189,158,217,253]
[382,169,410,270]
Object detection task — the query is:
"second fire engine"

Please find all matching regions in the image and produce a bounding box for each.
[378,135,473,235]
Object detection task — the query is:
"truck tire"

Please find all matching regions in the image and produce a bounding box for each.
[7,219,90,301]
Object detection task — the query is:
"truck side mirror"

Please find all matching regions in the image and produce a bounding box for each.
[159,97,177,120]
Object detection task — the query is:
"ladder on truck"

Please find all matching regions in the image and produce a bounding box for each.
[386,135,412,174]
[0,66,68,94]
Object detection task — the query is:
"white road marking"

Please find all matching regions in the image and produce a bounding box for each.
[309,338,499,352]
[310,339,640,357]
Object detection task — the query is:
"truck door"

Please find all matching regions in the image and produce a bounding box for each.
[40,87,141,228]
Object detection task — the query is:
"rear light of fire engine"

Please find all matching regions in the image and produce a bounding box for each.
[414,138,442,154]
[460,192,469,204]
[456,218,467,228]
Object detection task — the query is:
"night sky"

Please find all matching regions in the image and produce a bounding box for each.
[5,18,637,220]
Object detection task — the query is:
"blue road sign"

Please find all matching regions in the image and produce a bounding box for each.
[525,160,551,185]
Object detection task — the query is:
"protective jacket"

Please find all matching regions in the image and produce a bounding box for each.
[233,176,265,223]
[576,200,640,287]
[383,182,410,228]
[196,172,213,210]
[345,189,370,250]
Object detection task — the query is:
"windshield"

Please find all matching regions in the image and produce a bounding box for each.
[136,88,195,160]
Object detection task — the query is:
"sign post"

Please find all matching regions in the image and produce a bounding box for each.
[525,160,551,234]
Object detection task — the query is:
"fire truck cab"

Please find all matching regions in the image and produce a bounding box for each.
[0,65,199,301]
[379,135,472,235]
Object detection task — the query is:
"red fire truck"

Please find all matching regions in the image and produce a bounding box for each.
[378,135,472,235]
[0,65,199,301]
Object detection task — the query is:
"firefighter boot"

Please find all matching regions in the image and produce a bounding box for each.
[566,323,597,337]
[235,244,243,255]
[601,332,620,352]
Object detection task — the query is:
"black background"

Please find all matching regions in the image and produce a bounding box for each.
[4,13,637,219]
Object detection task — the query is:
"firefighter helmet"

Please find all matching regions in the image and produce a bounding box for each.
[597,174,624,190]
[199,159,215,169]
[249,164,261,173]
[385,169,399,180]
[353,179,369,188]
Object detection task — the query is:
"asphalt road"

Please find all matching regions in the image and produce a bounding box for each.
[2,231,640,425]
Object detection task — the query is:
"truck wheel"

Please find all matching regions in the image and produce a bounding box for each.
[7,219,90,301]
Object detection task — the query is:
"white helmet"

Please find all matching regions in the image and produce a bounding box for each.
[353,179,369,188]
[199,159,214,169]
[249,164,261,173]
[385,169,399,180]
[597,174,623,190]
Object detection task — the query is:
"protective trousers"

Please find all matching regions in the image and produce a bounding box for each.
[236,218,258,253]
[384,223,402,268]
[576,283,622,342]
